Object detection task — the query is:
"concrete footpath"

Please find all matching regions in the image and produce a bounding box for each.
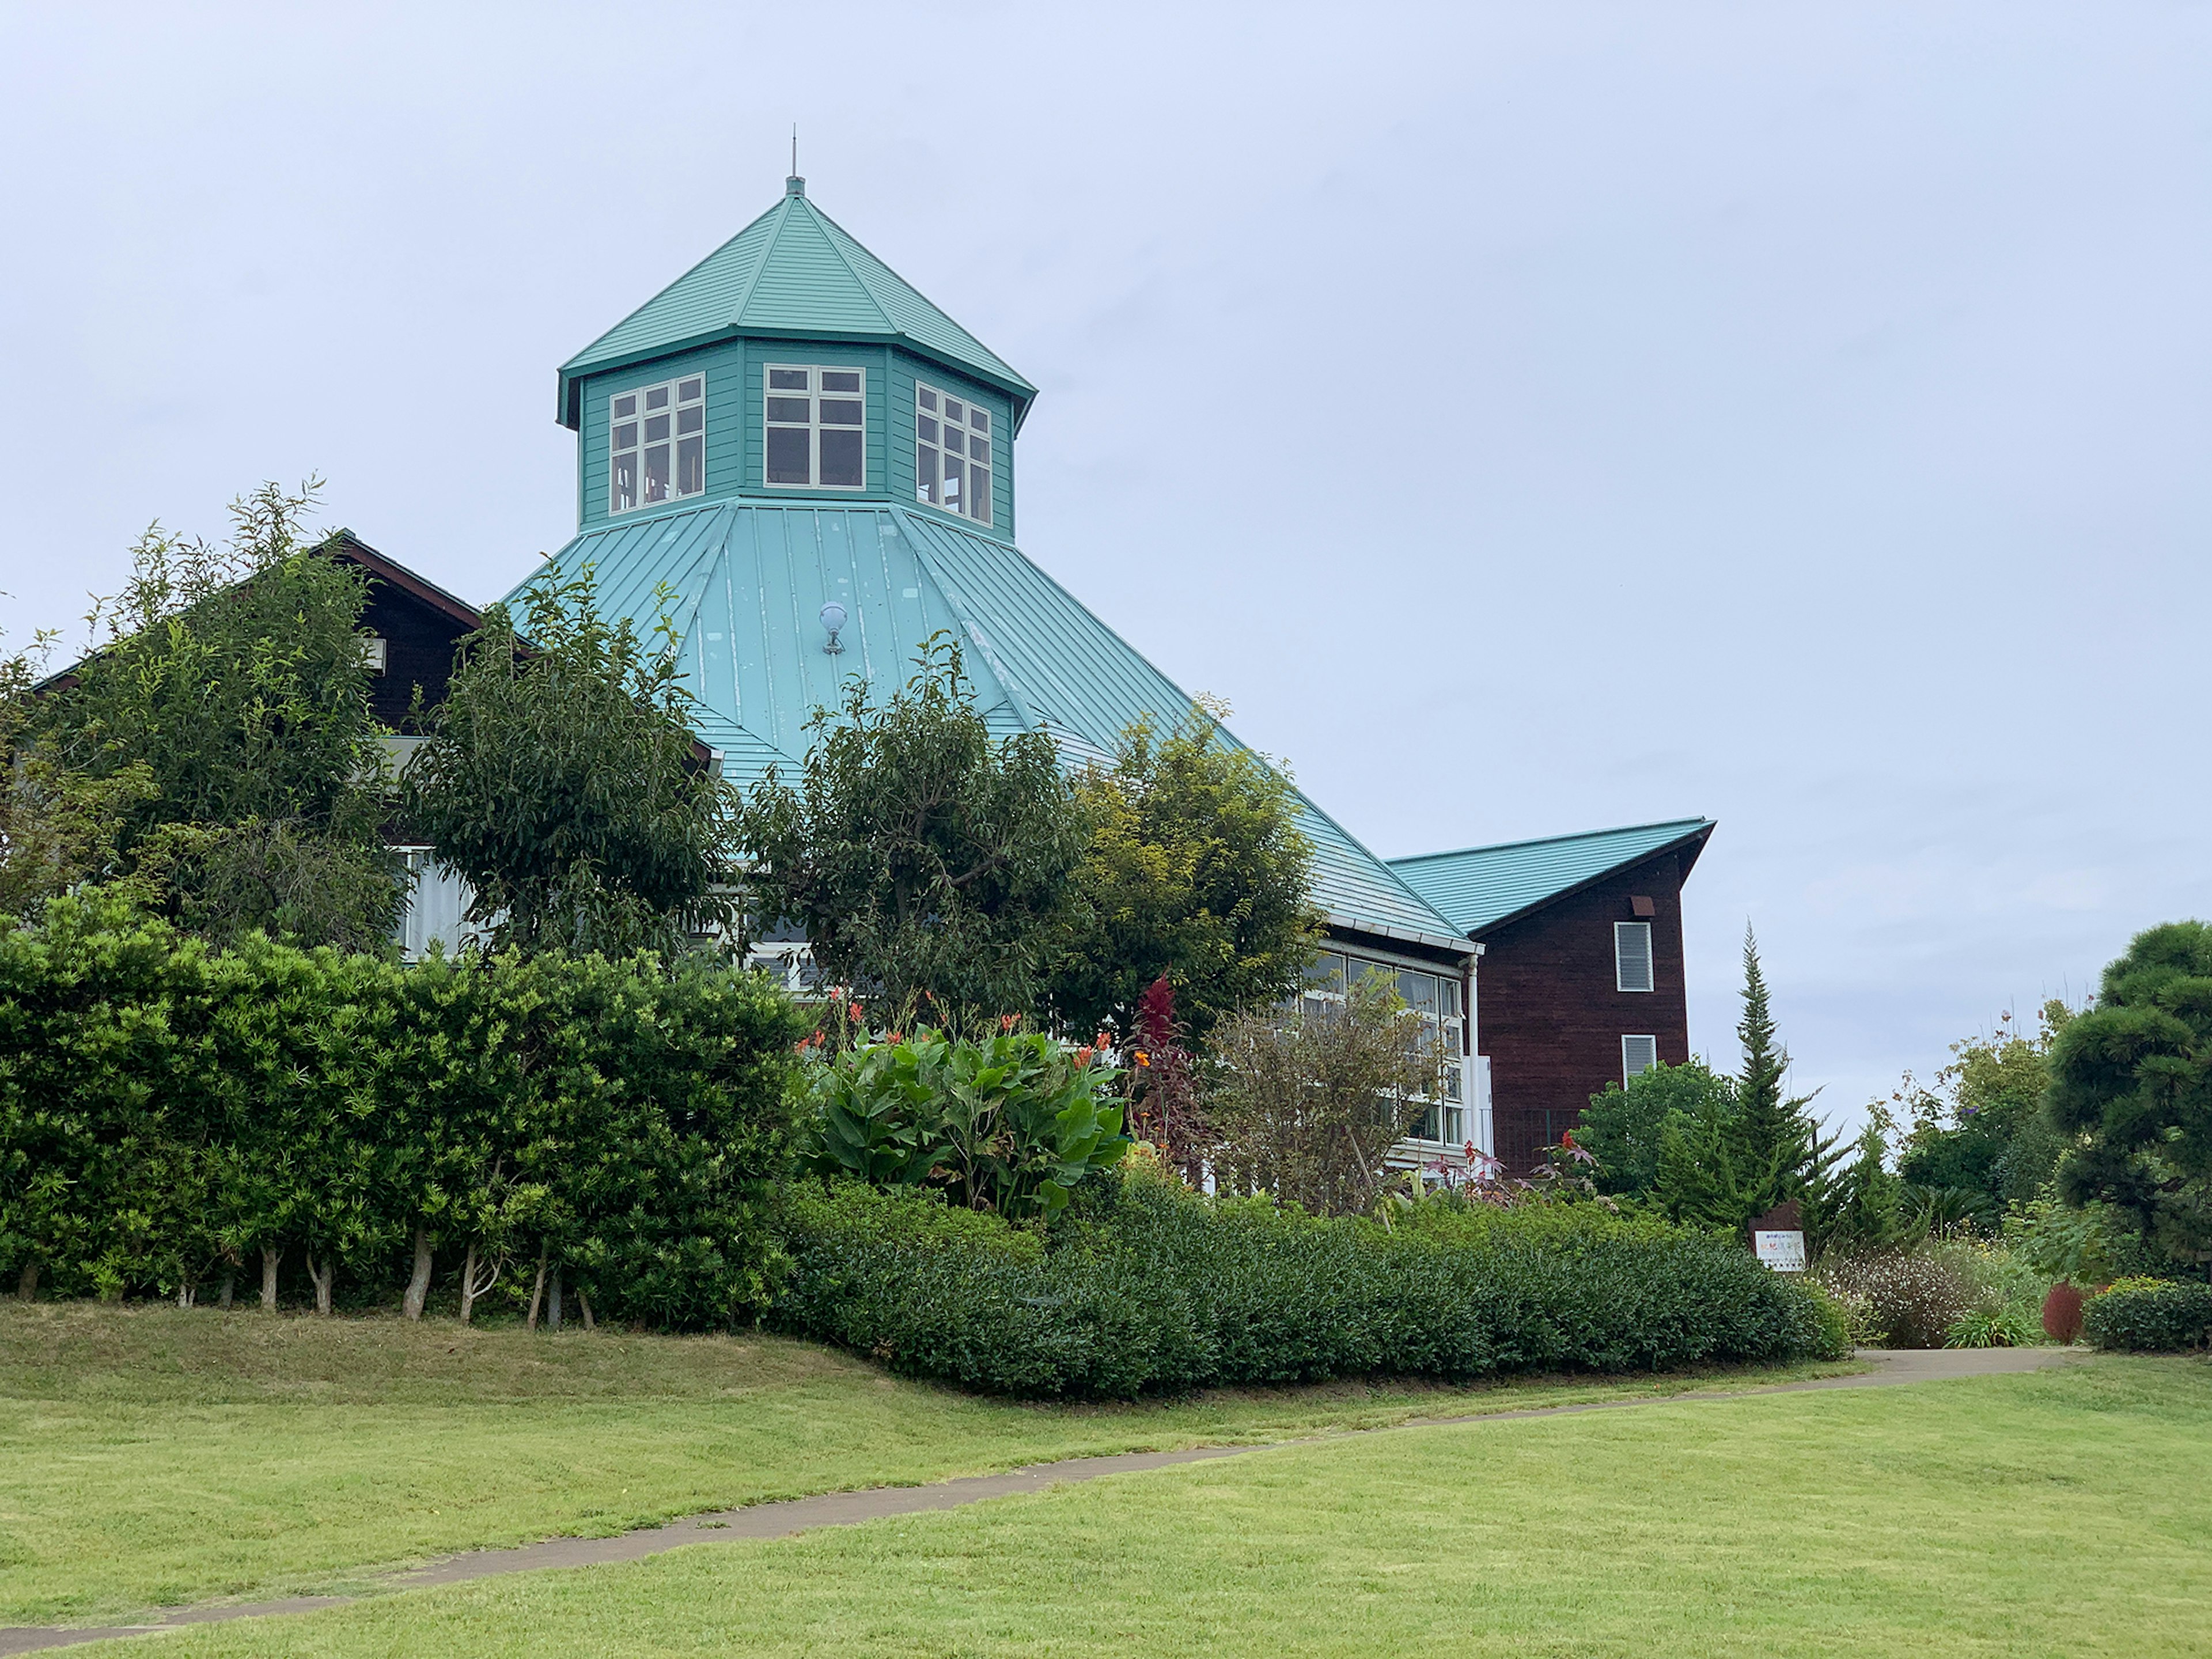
[0,1346,2084,1656]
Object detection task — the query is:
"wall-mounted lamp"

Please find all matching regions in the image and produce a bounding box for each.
[820,603,847,655]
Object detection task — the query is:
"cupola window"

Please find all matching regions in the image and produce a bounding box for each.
[764,366,866,490]
[914,382,992,525]
[609,377,704,514]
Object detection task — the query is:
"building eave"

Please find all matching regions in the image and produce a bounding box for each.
[1464,822,1716,940]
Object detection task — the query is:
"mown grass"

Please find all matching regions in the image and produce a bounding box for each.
[78,1357,2212,1659]
[0,1302,1854,1625]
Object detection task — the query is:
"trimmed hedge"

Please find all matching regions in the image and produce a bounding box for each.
[0,893,802,1324]
[773,1173,1843,1397]
[2083,1278,2212,1352]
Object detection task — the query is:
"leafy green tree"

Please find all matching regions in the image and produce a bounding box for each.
[738,634,1088,1024]
[28,483,402,950]
[1802,1116,1909,1256]
[0,625,156,920]
[1047,702,1322,1047]
[1580,1060,1737,1198]
[1892,1001,2074,1215]
[2048,921,2212,1274]
[403,565,738,958]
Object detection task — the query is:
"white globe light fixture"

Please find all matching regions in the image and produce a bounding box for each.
[819,602,847,655]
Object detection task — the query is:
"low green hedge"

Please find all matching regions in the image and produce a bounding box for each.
[2083,1278,2212,1352]
[772,1174,1842,1397]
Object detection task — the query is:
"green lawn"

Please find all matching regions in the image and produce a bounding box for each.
[73,1357,2212,1659]
[0,1304,1851,1626]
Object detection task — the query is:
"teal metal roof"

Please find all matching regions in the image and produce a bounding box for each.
[1388,819,1714,937]
[558,179,1037,430]
[507,500,1468,952]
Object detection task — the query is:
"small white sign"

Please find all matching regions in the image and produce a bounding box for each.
[1753,1230,1807,1272]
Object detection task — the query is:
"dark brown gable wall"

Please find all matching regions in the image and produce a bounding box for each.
[360,582,475,732]
[1476,851,1690,1173]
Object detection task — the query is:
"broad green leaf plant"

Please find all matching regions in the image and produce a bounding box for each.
[801,1029,1130,1218]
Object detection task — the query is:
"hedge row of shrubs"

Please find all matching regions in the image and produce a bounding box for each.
[772,1173,1847,1397]
[2084,1278,2212,1352]
[0,895,801,1325]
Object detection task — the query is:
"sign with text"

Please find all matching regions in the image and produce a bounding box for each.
[1753,1230,1807,1273]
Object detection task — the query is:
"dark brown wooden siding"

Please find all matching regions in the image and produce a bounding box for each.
[1476,851,1692,1173]
[360,581,474,732]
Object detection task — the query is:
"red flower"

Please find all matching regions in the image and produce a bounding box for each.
[886,1031,903,1045]
[1094,1031,1112,1050]
[1001,1013,1018,1033]
[848,1002,864,1022]
[1074,1046,1096,1068]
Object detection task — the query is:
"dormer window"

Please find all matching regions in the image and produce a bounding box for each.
[915,382,992,525]
[610,377,704,514]
[764,366,866,490]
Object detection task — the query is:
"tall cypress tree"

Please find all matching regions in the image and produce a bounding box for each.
[1735,923,1822,1209]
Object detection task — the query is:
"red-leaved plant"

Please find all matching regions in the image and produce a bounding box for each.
[1128,975,1207,1181]
[2042,1281,2085,1344]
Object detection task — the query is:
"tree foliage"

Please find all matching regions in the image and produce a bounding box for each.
[1048,703,1321,1046]
[1892,1001,2074,1218]
[2049,920,2212,1272]
[1204,970,1449,1217]
[1579,1060,1736,1198]
[402,565,737,958]
[24,483,401,950]
[737,635,1086,1024]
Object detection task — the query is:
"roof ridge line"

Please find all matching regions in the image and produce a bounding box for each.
[559,199,785,373]
[886,506,1039,729]
[1389,817,1713,865]
[729,195,801,329]
[797,198,899,335]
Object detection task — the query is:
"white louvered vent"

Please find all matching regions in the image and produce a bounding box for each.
[1615,921,1654,993]
[1622,1034,1659,1082]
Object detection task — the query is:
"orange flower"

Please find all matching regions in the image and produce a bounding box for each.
[1094,1031,1111,1050]
[1133,1049,1150,1068]
[1074,1046,1095,1067]
[848,1002,864,1022]
[1001,1013,1018,1033]
[886,1031,903,1045]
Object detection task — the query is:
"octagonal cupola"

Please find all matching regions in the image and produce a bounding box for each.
[555,176,1036,537]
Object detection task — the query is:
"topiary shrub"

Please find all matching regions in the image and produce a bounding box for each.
[2041,1282,2085,1344]
[2082,1278,2212,1352]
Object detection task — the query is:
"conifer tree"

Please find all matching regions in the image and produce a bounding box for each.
[1730,924,1830,1215]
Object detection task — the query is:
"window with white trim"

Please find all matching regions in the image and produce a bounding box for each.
[1622,1034,1659,1082]
[1615,921,1654,993]
[764,366,866,490]
[914,381,992,525]
[609,376,705,514]
[1301,952,1467,1143]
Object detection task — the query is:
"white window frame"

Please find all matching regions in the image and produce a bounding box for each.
[913,380,993,526]
[1301,952,1467,1146]
[763,365,867,491]
[1622,1034,1659,1082]
[609,376,706,515]
[1614,921,1654,993]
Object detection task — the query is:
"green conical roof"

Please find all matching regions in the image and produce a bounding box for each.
[557,179,1036,430]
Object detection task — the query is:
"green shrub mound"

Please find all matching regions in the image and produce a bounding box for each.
[774,1176,1842,1398]
[2083,1279,2212,1352]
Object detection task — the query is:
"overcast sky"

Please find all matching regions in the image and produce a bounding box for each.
[3,2,2206,1129]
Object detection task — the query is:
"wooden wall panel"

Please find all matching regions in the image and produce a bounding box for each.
[1476,851,1692,1173]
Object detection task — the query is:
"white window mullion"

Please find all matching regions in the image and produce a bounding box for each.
[1614,921,1654,993]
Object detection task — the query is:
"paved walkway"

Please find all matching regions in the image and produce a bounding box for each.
[0,1346,2084,1656]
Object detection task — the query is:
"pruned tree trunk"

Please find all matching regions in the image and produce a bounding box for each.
[402,1228,433,1321]
[576,1289,594,1332]
[260,1244,281,1310]
[547,1263,563,1333]
[16,1262,36,1301]
[218,1274,234,1311]
[526,1248,547,1332]
[306,1252,334,1316]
